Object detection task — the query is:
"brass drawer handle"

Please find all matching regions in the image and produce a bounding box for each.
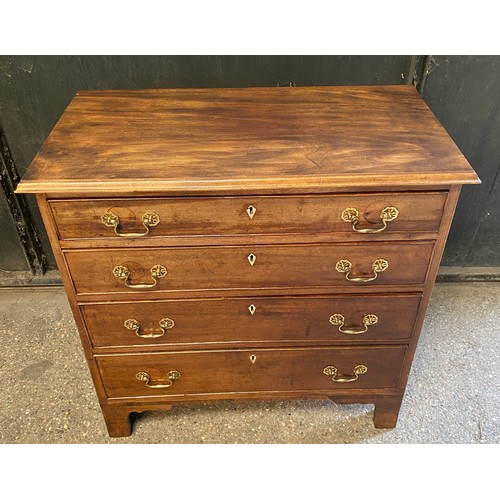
[124,317,175,338]
[113,264,167,289]
[341,206,399,233]
[136,370,181,389]
[335,259,388,282]
[329,313,378,335]
[323,364,367,383]
[101,211,160,237]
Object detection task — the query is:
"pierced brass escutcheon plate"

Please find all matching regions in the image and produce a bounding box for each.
[136,370,181,389]
[335,258,388,282]
[101,210,160,237]
[113,264,167,288]
[329,313,378,335]
[341,206,399,233]
[124,317,175,338]
[323,364,368,383]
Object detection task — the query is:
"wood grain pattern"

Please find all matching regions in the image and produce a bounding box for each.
[17,87,480,436]
[34,194,111,414]
[82,294,422,349]
[96,346,407,399]
[65,241,434,296]
[16,86,479,195]
[49,192,447,241]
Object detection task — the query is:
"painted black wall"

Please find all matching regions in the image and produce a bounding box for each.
[0,190,29,271]
[419,56,500,266]
[0,55,498,282]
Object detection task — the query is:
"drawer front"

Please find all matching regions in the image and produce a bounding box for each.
[50,192,446,240]
[97,346,407,398]
[66,241,434,295]
[83,295,421,348]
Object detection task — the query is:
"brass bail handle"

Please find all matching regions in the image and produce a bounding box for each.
[323,364,368,383]
[341,206,399,233]
[113,264,167,289]
[101,211,160,237]
[329,313,378,335]
[335,259,388,283]
[124,317,175,338]
[136,370,181,389]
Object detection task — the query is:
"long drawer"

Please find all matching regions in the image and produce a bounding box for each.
[65,241,434,296]
[50,192,447,241]
[96,346,407,399]
[82,294,421,348]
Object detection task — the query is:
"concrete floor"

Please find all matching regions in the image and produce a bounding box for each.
[0,282,498,444]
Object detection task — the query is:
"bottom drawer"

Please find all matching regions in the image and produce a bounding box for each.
[97,346,407,399]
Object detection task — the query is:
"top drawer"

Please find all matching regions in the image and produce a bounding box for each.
[49,192,447,241]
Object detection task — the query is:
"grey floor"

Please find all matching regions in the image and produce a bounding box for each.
[0,282,498,444]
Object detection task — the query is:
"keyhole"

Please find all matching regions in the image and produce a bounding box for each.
[250,355,257,364]
[246,205,256,220]
[248,304,256,315]
[247,253,256,266]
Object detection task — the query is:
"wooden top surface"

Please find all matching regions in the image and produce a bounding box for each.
[17,86,479,194]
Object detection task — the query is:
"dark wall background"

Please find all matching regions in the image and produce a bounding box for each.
[0,55,498,283]
[419,56,500,266]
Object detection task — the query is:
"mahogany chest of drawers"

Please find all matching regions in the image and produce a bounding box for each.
[17,86,479,437]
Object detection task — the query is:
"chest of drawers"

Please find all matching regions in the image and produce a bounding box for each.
[17,86,479,437]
